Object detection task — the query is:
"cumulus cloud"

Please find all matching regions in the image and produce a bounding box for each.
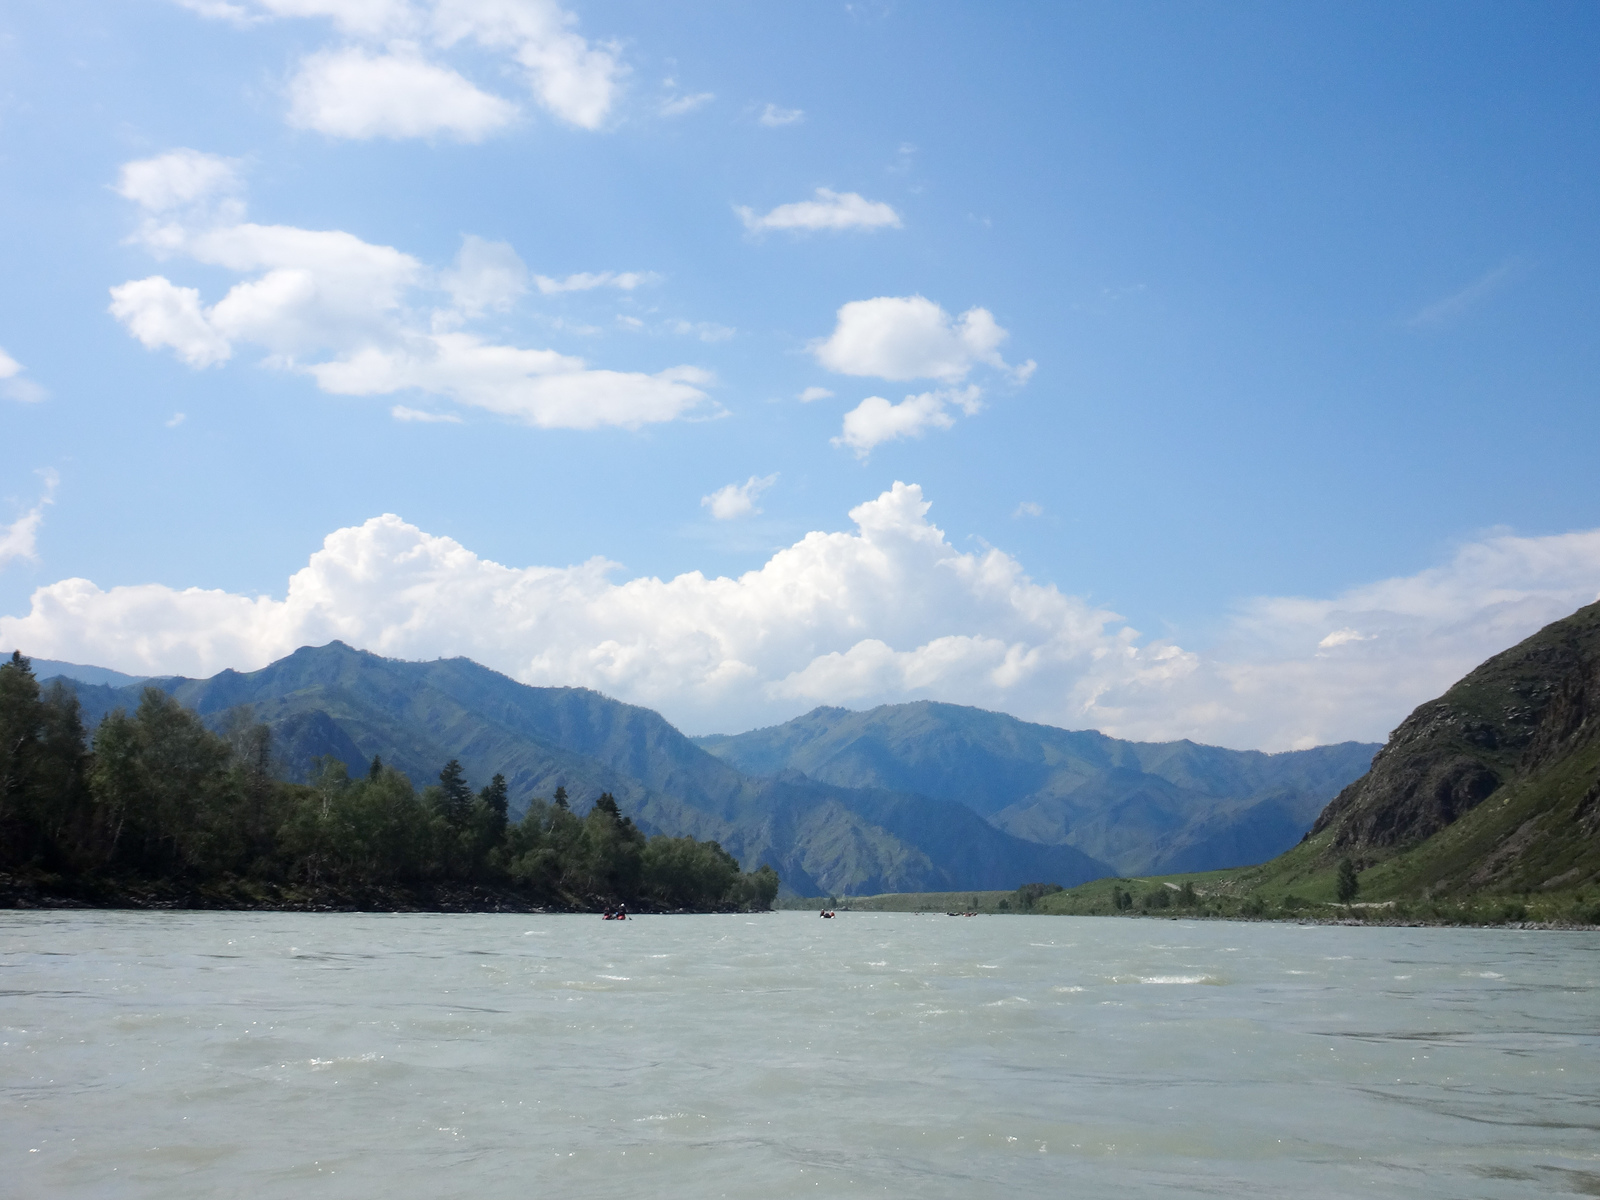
[287,45,518,140]
[735,189,901,234]
[759,103,803,127]
[109,277,234,368]
[814,294,1030,383]
[0,348,47,403]
[107,151,712,429]
[797,386,833,403]
[701,474,777,520]
[832,391,970,458]
[4,482,1599,748]
[0,470,58,569]
[178,0,623,135]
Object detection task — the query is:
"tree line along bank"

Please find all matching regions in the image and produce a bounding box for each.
[0,652,778,912]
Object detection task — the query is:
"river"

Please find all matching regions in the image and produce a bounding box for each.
[3,910,1597,1198]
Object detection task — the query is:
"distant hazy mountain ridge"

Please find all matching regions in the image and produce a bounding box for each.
[696,703,1377,876]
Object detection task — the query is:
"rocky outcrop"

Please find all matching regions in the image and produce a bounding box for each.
[1310,599,1600,858]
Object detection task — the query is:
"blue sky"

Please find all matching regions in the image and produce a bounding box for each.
[3,1,1599,748]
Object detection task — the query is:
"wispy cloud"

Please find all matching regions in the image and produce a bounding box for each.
[759,103,803,127]
[736,189,901,234]
[391,405,462,423]
[669,319,734,343]
[660,91,714,117]
[533,270,659,294]
[1012,501,1043,518]
[0,469,58,568]
[0,347,48,403]
[1406,259,1524,329]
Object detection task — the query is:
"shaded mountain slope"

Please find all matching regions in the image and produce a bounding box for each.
[1300,597,1600,897]
[60,643,1110,897]
[696,701,1375,874]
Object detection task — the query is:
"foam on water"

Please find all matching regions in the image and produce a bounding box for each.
[2,910,1598,1199]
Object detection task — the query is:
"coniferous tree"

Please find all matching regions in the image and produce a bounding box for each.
[437,759,473,828]
[479,773,508,844]
[0,651,42,843]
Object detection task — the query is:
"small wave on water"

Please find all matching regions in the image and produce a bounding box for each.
[5,910,1596,1200]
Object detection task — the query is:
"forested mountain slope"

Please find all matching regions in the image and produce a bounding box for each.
[696,702,1376,875]
[57,643,1109,897]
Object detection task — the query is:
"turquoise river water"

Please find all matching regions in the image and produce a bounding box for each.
[2,910,1597,1199]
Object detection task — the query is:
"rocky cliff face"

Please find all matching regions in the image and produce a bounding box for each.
[1311,599,1600,859]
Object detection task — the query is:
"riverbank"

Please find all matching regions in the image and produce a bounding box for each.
[0,870,768,915]
[782,882,1600,928]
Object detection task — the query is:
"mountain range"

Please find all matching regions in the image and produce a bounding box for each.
[696,705,1375,876]
[37,642,1377,896]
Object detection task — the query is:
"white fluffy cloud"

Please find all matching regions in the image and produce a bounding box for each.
[107,152,711,429]
[815,295,1030,455]
[814,295,1030,383]
[735,189,901,234]
[288,46,518,140]
[0,470,58,568]
[178,0,622,136]
[832,390,977,458]
[701,474,777,520]
[6,481,1598,749]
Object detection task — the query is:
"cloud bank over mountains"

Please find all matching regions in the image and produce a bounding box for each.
[107,150,712,429]
[5,481,1597,751]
